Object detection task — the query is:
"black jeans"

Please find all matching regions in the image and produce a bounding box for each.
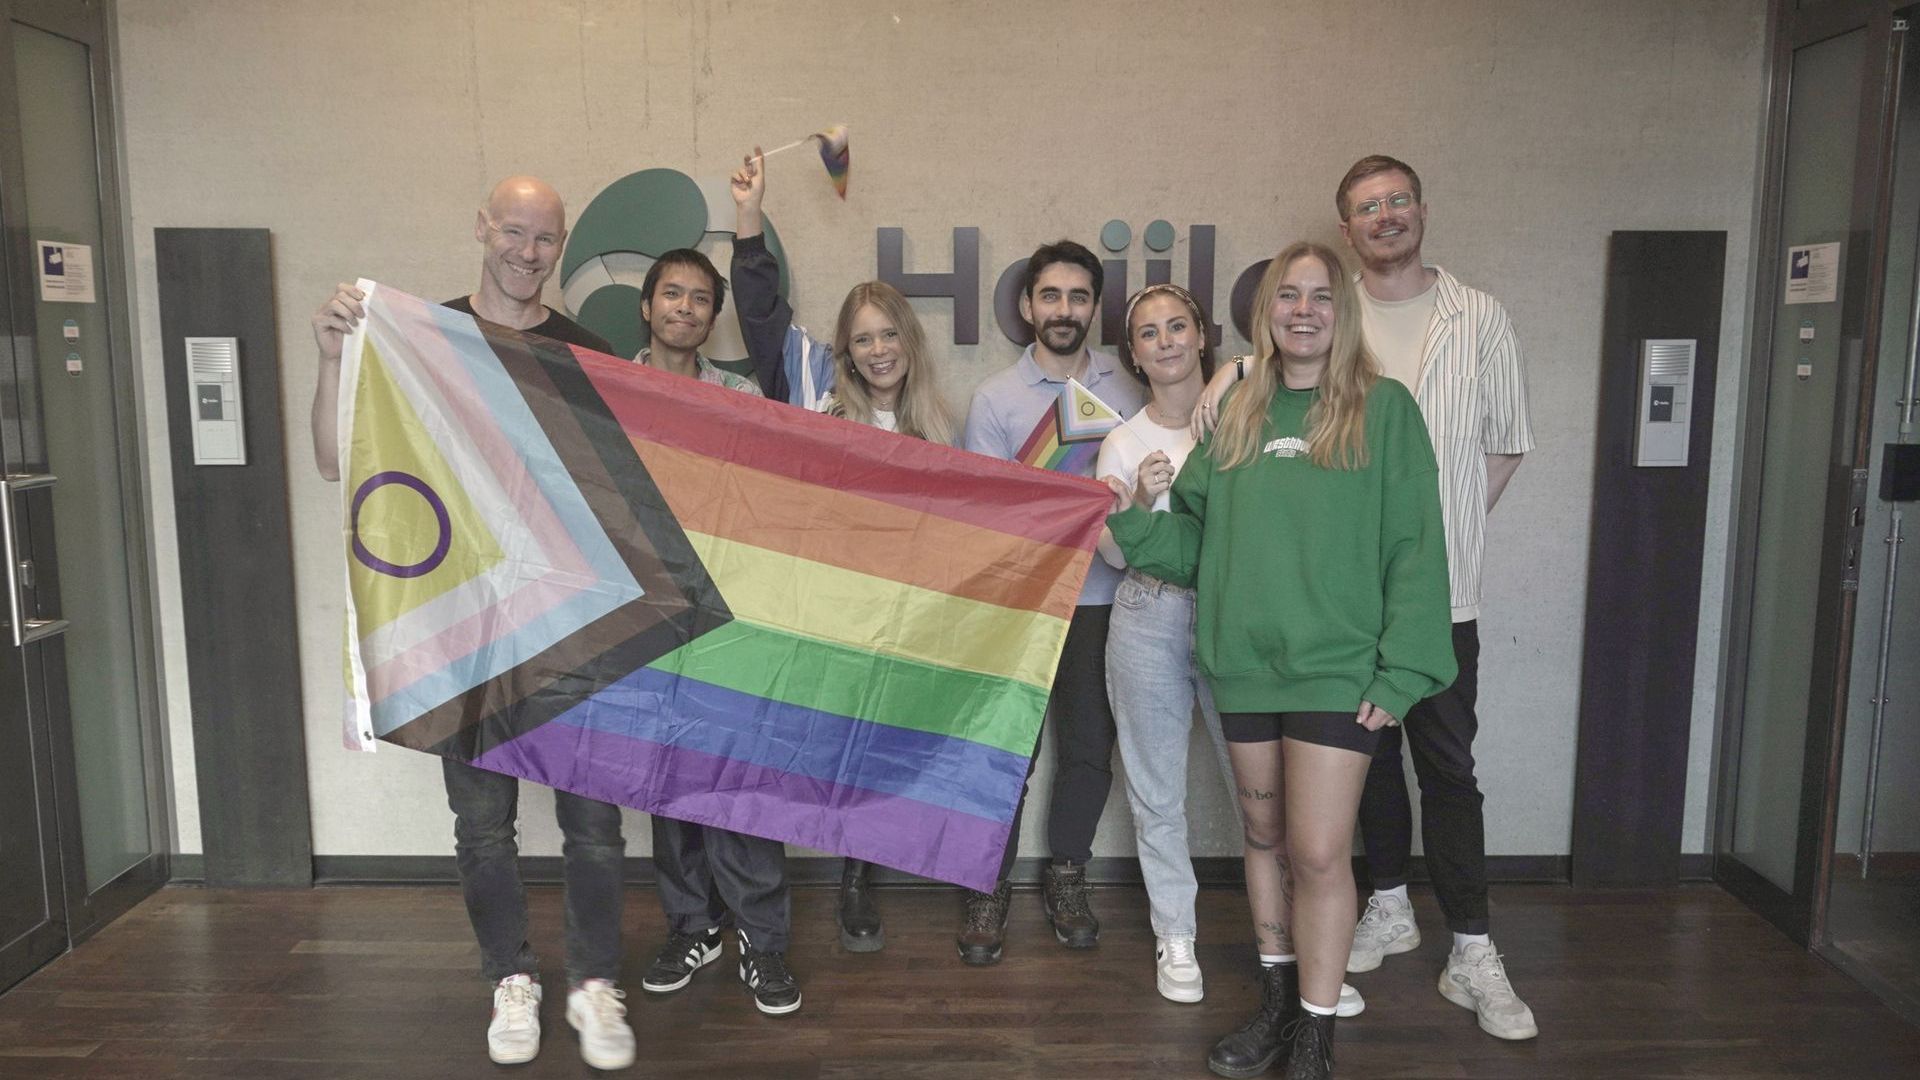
[442,758,626,983]
[997,603,1117,880]
[1357,620,1489,935]
[651,816,792,953]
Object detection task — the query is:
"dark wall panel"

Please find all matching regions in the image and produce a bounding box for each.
[155,228,311,887]
[1571,230,1726,887]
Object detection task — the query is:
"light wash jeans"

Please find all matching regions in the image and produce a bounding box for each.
[1105,568,1236,938]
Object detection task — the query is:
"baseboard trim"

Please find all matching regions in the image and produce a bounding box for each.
[168,853,1602,888]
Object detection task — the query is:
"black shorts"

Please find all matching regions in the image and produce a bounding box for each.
[1220,710,1382,756]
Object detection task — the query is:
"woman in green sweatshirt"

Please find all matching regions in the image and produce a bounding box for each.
[1105,241,1455,1080]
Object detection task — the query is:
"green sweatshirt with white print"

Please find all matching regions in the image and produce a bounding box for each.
[1106,377,1455,721]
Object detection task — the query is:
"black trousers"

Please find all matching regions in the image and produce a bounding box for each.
[651,816,792,953]
[1357,619,1490,935]
[996,603,1117,881]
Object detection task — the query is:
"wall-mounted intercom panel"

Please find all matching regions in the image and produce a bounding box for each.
[1634,338,1696,468]
[185,337,246,466]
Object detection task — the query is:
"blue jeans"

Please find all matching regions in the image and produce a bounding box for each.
[1105,569,1235,937]
[443,759,626,983]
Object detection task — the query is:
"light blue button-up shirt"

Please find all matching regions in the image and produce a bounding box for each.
[962,344,1146,606]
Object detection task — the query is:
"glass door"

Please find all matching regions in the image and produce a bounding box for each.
[1824,8,1920,1023]
[0,0,166,989]
[1717,7,1906,941]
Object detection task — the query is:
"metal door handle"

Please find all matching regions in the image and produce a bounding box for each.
[0,474,69,647]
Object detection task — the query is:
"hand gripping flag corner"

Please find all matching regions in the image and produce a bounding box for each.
[336,281,1110,890]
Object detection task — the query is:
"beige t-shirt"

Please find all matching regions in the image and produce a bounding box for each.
[1359,283,1438,392]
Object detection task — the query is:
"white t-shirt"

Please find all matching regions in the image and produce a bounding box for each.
[1094,413,1197,569]
[1359,283,1438,392]
[816,392,898,433]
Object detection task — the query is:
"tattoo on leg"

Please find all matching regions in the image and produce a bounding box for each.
[1274,853,1295,915]
[1250,789,1275,800]
[1238,785,1254,799]
[1242,828,1275,852]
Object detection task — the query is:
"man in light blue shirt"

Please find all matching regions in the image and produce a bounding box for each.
[957,239,1146,964]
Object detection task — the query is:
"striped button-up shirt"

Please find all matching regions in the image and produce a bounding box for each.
[1361,266,1534,622]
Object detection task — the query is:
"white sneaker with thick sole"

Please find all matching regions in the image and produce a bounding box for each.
[566,978,636,1070]
[1438,941,1539,1040]
[487,973,542,1065]
[1347,893,1421,973]
[1154,935,1203,1003]
[1337,982,1365,1017]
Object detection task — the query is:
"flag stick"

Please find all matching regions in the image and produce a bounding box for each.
[758,136,813,158]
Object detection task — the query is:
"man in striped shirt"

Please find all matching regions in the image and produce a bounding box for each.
[1335,154,1537,1042]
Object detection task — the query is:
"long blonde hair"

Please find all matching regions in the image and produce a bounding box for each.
[1212,242,1376,471]
[826,281,956,445]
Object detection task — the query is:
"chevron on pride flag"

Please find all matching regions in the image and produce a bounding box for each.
[1015,376,1124,474]
[336,281,1110,890]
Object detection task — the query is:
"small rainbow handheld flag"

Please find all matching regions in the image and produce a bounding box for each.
[813,124,850,199]
[1016,377,1124,474]
[336,282,1108,891]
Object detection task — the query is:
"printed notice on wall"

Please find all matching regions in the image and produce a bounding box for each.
[1784,242,1840,305]
[36,240,96,304]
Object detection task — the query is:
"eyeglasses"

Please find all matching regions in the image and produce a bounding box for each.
[485,218,562,253]
[1350,191,1417,219]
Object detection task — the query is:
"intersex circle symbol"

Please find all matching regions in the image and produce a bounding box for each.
[1078,400,1096,418]
[351,470,452,579]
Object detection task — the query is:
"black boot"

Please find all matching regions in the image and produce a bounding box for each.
[1041,861,1100,947]
[1207,963,1299,1078]
[1278,1010,1335,1079]
[837,858,884,952]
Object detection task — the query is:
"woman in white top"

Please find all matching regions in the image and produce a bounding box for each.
[728,152,956,953]
[1095,283,1236,1003]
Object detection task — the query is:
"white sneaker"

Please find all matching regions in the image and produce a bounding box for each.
[1154,935,1203,1003]
[566,978,636,1070]
[1438,941,1539,1040]
[486,973,542,1065]
[1347,893,1420,973]
[1337,982,1365,1017]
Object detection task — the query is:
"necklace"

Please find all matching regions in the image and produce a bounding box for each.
[1146,400,1192,428]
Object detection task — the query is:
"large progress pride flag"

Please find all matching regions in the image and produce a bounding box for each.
[336,281,1108,890]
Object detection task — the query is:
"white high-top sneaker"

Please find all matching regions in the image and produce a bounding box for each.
[566,978,636,1069]
[486,973,542,1065]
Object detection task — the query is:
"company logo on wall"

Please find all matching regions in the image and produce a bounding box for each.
[560,168,791,361]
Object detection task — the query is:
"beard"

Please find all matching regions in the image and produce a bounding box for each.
[1037,317,1090,357]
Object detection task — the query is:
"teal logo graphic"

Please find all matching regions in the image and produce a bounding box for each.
[561,168,791,362]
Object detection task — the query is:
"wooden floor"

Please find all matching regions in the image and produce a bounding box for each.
[1,883,1917,1078]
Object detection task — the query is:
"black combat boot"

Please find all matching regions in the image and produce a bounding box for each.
[1277,1010,1335,1079]
[1207,962,1299,1078]
[837,858,884,952]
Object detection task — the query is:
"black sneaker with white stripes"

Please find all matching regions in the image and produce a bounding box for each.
[737,930,802,1015]
[640,925,723,994]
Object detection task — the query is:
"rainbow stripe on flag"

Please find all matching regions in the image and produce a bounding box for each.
[1016,376,1125,474]
[337,281,1107,890]
[813,124,850,200]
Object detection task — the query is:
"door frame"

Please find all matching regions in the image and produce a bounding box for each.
[1713,0,1910,946]
[0,0,171,952]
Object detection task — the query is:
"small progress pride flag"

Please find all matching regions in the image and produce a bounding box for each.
[1016,377,1123,474]
[337,282,1110,890]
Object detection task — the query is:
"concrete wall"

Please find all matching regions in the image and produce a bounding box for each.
[112,0,1770,862]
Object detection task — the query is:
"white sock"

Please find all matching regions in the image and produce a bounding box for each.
[1300,997,1337,1016]
[1376,884,1410,904]
[1259,953,1295,966]
[1453,931,1491,951]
